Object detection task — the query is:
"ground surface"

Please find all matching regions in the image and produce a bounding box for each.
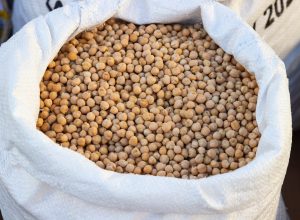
[282,130,300,219]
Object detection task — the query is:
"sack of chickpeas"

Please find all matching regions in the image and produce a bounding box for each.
[0,0,292,219]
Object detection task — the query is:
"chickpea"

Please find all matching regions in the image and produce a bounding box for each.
[38,19,259,179]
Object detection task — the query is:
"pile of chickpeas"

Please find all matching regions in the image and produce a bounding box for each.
[37,19,260,179]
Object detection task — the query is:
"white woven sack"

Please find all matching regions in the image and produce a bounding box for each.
[0,0,292,219]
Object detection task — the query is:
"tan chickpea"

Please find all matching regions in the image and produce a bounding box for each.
[38,19,259,179]
[68,52,77,61]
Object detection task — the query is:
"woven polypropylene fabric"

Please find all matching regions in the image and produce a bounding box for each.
[0,0,292,219]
